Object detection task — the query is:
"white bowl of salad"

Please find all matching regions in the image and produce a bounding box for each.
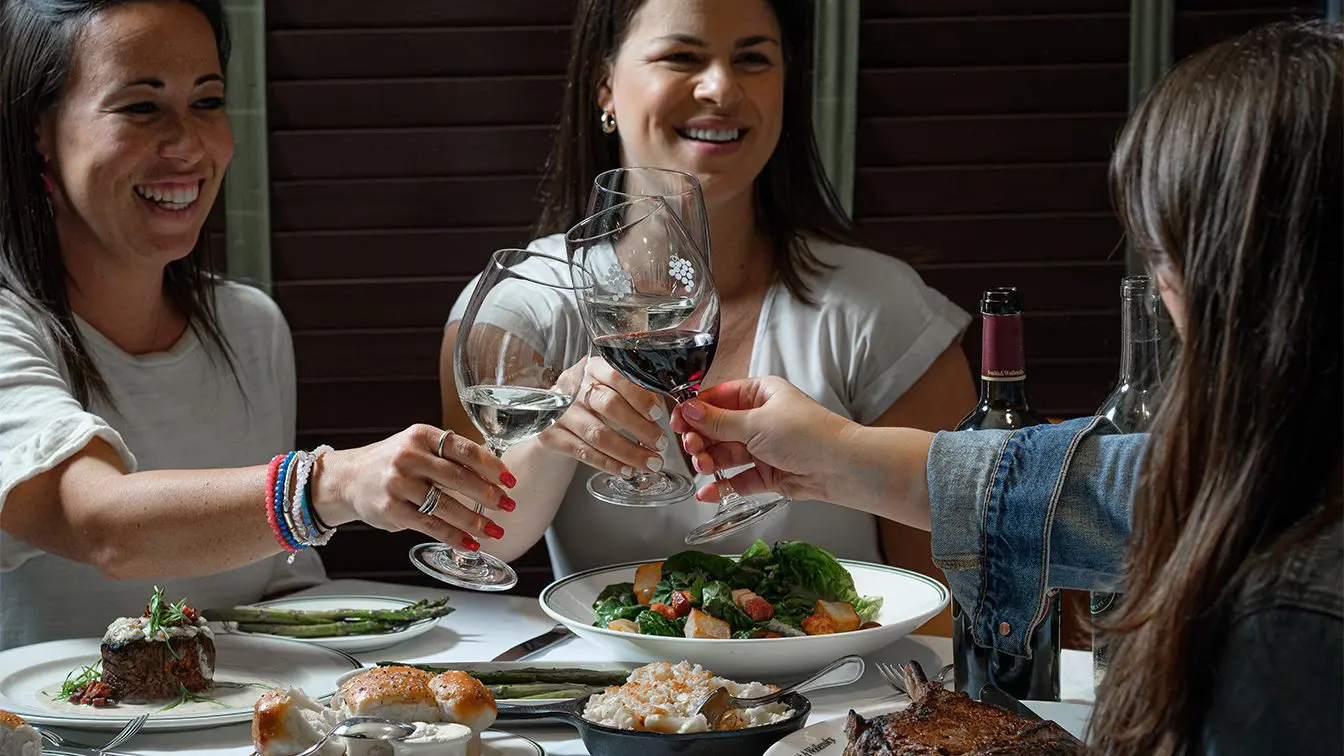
[538,540,949,677]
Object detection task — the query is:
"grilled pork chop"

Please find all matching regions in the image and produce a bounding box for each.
[842,661,1084,755]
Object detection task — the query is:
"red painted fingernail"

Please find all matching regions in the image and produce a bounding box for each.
[485,523,505,539]
[499,496,516,512]
[500,471,517,488]
[462,536,480,551]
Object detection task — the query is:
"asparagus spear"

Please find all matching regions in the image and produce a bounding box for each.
[378,663,630,687]
[487,683,600,699]
[236,620,403,637]
[204,598,452,626]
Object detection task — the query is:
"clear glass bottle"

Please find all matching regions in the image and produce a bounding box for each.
[952,287,1062,702]
[1090,275,1163,688]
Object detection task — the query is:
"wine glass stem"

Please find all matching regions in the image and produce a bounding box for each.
[672,388,747,513]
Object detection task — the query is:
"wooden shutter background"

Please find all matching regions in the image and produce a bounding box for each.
[261,0,1315,604]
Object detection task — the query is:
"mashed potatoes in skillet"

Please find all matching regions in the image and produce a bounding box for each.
[581,661,794,734]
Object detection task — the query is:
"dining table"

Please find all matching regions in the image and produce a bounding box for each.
[49,578,1096,755]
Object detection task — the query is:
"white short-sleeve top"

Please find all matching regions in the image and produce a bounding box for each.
[448,234,970,576]
[0,281,326,650]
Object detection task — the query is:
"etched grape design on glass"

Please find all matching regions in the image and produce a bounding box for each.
[567,196,790,544]
[410,249,590,591]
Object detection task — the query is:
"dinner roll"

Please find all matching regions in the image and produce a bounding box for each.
[0,709,43,756]
[252,688,342,756]
[429,671,497,732]
[335,666,439,724]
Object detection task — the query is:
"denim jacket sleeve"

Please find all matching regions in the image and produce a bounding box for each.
[926,416,1145,657]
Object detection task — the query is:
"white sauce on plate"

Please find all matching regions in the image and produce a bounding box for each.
[35,679,277,717]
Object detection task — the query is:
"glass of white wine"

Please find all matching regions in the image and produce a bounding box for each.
[409,249,592,591]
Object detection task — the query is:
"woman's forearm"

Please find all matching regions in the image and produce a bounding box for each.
[832,424,935,531]
[479,435,577,563]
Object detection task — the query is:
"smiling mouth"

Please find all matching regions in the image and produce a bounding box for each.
[134,181,201,211]
[676,127,747,144]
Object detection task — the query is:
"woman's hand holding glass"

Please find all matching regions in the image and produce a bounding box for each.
[534,355,672,483]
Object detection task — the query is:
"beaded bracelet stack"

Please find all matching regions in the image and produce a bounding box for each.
[265,445,337,563]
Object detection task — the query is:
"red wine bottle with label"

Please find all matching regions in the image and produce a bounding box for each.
[951,287,1062,702]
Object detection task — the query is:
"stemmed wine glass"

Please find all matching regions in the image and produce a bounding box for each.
[575,167,708,506]
[409,249,592,590]
[566,197,790,544]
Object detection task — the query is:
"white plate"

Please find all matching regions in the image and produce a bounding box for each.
[763,700,1092,755]
[481,729,546,756]
[540,558,949,678]
[216,594,443,653]
[0,634,360,732]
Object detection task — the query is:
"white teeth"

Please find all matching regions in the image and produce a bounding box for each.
[683,128,740,143]
[135,183,199,210]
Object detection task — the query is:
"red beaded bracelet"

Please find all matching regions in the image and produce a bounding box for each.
[264,453,293,552]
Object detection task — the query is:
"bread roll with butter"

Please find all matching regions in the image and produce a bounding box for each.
[0,710,41,756]
[429,671,497,732]
[334,666,439,723]
[252,688,342,756]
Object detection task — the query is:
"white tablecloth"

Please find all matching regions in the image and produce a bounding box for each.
[48,579,1094,755]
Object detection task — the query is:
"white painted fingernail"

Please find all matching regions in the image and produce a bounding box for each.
[648,404,664,422]
[647,457,664,472]
[655,436,669,451]
[621,466,635,477]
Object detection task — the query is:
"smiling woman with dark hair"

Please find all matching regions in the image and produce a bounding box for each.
[0,0,514,650]
[440,0,976,577]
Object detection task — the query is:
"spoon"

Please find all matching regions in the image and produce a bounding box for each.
[293,716,417,756]
[693,654,866,730]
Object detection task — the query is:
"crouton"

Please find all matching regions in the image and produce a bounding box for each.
[670,590,695,617]
[815,600,861,633]
[607,619,639,633]
[800,612,836,635]
[649,602,677,621]
[684,608,730,639]
[633,562,662,606]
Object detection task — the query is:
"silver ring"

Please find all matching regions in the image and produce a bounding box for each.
[583,381,602,408]
[419,486,442,516]
[436,429,454,458]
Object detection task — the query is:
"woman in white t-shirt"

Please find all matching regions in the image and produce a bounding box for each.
[439,0,976,576]
[0,0,514,650]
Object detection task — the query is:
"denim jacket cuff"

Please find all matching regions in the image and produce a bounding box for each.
[929,417,1110,657]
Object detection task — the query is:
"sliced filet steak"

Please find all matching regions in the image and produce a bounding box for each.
[842,661,1083,755]
[101,634,216,703]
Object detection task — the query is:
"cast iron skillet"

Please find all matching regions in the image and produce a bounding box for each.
[495,691,812,756]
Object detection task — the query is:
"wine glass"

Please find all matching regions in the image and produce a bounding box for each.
[573,168,708,506]
[590,167,710,260]
[566,197,790,544]
[410,249,591,591]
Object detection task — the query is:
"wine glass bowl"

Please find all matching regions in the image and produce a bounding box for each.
[567,197,789,542]
[411,249,591,592]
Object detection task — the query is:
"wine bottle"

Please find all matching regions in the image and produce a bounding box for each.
[952,287,1062,702]
[1090,275,1162,688]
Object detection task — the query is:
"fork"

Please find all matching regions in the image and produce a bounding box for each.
[37,712,150,752]
[875,661,953,696]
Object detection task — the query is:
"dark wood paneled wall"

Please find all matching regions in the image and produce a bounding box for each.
[263,1,1315,601]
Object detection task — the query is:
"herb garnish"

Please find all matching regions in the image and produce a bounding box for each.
[159,682,228,712]
[53,661,102,701]
[144,586,199,658]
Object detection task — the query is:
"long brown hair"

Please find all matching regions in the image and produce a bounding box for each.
[0,0,237,407]
[536,0,861,304]
[1093,20,1343,754]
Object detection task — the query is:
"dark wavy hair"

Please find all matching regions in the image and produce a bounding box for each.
[1093,19,1343,755]
[536,0,861,304]
[0,0,234,407]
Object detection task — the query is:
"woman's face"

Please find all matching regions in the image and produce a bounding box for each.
[599,0,784,210]
[37,0,232,271]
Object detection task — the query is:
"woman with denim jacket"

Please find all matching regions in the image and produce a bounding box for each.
[671,19,1342,755]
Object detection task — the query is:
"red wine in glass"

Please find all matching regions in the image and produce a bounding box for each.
[592,330,717,401]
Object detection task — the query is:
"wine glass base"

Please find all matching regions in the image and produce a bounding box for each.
[409,543,518,592]
[587,470,696,507]
[684,496,790,545]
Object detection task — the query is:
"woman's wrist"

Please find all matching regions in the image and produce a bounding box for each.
[835,423,934,530]
[308,450,357,527]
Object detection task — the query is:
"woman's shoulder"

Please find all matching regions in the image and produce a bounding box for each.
[800,237,934,305]
[1237,514,1343,622]
[210,279,287,334]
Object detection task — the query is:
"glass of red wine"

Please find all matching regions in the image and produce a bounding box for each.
[410,249,592,591]
[566,197,790,544]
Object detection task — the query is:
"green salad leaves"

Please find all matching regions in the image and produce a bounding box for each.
[591,540,884,639]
